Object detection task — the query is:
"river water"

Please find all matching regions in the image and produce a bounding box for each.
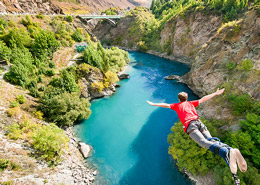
[74,51,197,185]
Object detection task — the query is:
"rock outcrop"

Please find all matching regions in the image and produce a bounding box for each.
[0,0,63,14]
[78,65,117,100]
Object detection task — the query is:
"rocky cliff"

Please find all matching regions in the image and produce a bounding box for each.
[0,0,63,14]
[93,8,260,120]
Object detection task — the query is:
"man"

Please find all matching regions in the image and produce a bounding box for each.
[147,88,247,183]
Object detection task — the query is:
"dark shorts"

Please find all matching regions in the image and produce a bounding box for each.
[186,120,208,134]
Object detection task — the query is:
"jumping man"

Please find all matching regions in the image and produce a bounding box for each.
[147,88,247,184]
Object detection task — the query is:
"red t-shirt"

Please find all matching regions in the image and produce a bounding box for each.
[170,100,199,132]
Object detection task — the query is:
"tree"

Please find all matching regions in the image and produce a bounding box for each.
[150,0,155,10]
[39,92,91,127]
[32,30,60,59]
[0,41,11,62]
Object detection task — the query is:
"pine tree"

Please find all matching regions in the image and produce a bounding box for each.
[150,0,155,10]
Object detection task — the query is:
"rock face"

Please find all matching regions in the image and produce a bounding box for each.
[93,9,260,103]
[0,0,63,14]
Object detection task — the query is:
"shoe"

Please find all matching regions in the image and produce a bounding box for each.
[234,149,247,172]
[232,173,240,185]
[229,148,238,174]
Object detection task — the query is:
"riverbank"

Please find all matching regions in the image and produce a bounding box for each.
[0,79,97,184]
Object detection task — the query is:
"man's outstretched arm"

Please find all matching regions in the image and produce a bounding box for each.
[146,100,171,108]
[199,88,225,104]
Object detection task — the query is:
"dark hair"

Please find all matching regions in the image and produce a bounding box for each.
[178,92,188,102]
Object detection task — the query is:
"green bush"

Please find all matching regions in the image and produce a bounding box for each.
[29,87,40,98]
[32,30,60,59]
[66,15,73,22]
[32,123,69,165]
[71,29,83,42]
[3,28,32,48]
[83,42,129,72]
[0,40,11,62]
[7,123,22,140]
[39,92,91,126]
[137,41,148,52]
[9,101,19,108]
[16,95,26,104]
[45,69,55,76]
[36,13,45,19]
[0,18,8,28]
[228,94,253,115]
[4,47,36,88]
[49,69,78,93]
[0,159,10,171]
[226,61,236,71]
[7,120,69,165]
[237,59,254,71]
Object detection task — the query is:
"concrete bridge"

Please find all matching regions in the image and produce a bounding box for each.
[78,15,123,25]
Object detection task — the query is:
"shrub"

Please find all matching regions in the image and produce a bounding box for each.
[6,107,20,117]
[4,47,36,88]
[29,87,40,98]
[39,92,91,126]
[49,70,79,93]
[9,101,20,108]
[228,94,253,115]
[32,30,60,59]
[103,71,119,88]
[3,28,32,48]
[66,15,73,22]
[226,61,236,71]
[237,59,254,71]
[137,41,148,52]
[0,41,11,62]
[71,29,83,42]
[45,69,55,76]
[34,111,44,120]
[0,159,10,171]
[31,123,69,165]
[16,95,26,104]
[49,61,56,68]
[36,13,44,19]
[38,86,45,92]
[0,18,8,28]
[91,81,104,92]
[7,119,69,165]
[7,123,22,140]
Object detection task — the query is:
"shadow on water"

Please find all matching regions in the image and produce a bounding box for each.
[119,52,197,185]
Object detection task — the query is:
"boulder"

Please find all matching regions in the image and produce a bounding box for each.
[164,75,184,83]
[164,75,176,80]
[118,73,130,80]
[78,142,92,159]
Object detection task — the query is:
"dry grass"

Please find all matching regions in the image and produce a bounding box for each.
[52,1,91,15]
[52,47,75,68]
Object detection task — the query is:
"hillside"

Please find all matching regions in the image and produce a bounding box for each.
[0,13,129,184]
[0,0,151,14]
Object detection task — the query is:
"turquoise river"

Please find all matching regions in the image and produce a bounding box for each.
[74,51,198,185]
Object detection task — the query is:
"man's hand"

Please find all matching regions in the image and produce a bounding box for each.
[146,100,154,106]
[215,88,225,95]
[199,88,225,104]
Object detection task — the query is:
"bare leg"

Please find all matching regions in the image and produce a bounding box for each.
[234,149,247,172]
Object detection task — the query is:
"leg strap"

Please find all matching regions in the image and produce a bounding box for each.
[209,143,221,154]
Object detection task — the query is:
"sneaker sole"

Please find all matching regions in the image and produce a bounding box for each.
[235,149,247,172]
[230,149,237,174]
